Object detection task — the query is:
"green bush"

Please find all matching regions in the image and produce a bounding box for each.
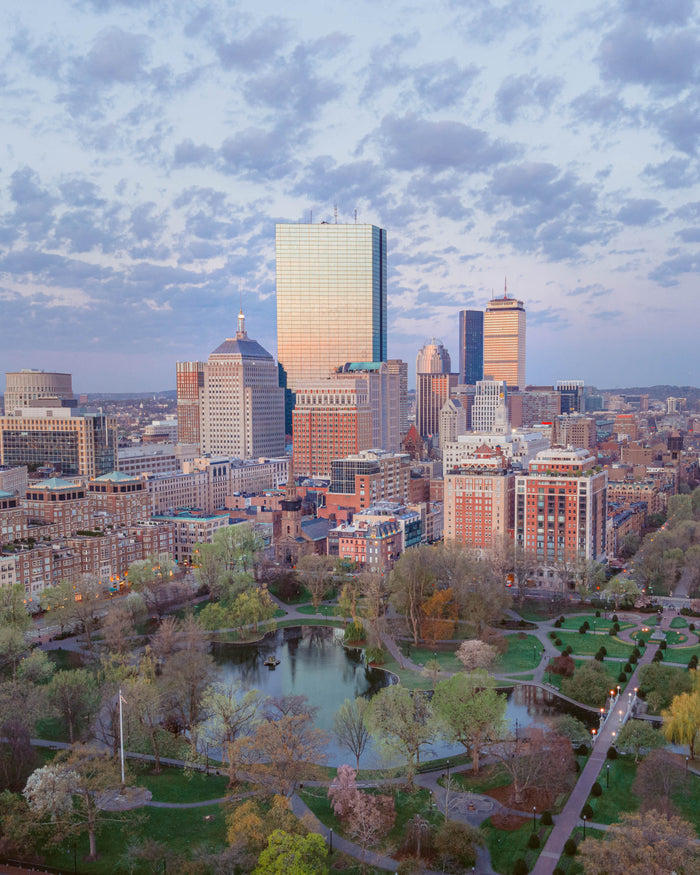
[623,662,632,673]
[652,650,663,663]
[541,811,553,826]
[579,625,587,635]
[554,619,562,628]
[594,650,604,662]
[608,627,617,636]
[612,614,618,623]
[629,652,638,664]
[660,639,667,650]
[591,782,602,797]
[690,623,696,631]
[555,638,562,646]
[364,646,385,665]
[618,672,628,682]
[595,610,601,618]
[565,645,573,655]
[513,858,529,875]
[576,743,588,756]
[527,832,540,849]
[581,803,593,819]
[344,620,365,643]
[553,868,565,875]
[607,746,617,760]
[564,838,577,856]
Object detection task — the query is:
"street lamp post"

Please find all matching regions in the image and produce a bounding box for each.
[606,763,610,788]
[686,756,689,775]
[329,827,333,854]
[583,814,587,839]
[532,806,537,831]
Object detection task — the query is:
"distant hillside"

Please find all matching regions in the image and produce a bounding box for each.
[85,390,177,401]
[602,385,700,404]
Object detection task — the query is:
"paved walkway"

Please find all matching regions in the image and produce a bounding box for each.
[530,608,675,875]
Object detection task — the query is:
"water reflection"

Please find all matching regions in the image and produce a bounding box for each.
[213,626,596,767]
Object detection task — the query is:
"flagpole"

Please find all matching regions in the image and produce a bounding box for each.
[119,687,125,786]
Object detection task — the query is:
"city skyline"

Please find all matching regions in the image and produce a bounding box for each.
[1,0,699,390]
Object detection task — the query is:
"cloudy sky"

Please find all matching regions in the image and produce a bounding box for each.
[1,0,698,392]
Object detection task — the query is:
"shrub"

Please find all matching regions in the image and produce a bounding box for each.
[608,627,617,636]
[553,869,565,875]
[513,858,529,875]
[560,616,566,623]
[564,838,577,856]
[689,655,698,670]
[623,662,632,673]
[574,760,580,773]
[594,650,604,662]
[629,652,638,664]
[554,619,562,628]
[612,614,618,623]
[595,610,601,618]
[365,646,385,665]
[344,620,366,643]
[541,811,553,826]
[527,833,540,849]
[579,625,587,635]
[607,746,617,760]
[618,672,628,682]
[550,654,575,677]
[591,782,602,797]
[613,622,621,632]
[660,639,667,650]
[549,631,558,640]
[652,650,663,663]
[555,638,562,647]
[565,645,573,655]
[690,623,696,631]
[632,647,640,658]
[576,743,588,757]
[581,803,593,819]
[598,645,607,657]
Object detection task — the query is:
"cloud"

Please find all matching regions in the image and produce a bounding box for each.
[615,198,664,226]
[173,139,217,167]
[620,0,694,26]
[484,162,608,261]
[649,252,700,286]
[650,95,700,154]
[291,157,391,207]
[569,89,639,127]
[599,21,700,90]
[376,113,518,173]
[219,126,300,180]
[495,74,562,123]
[452,0,543,45]
[643,157,700,188]
[214,19,291,70]
[565,283,611,298]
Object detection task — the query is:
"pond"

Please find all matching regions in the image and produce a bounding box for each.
[213,625,597,768]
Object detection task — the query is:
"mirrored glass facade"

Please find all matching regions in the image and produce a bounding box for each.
[276,224,387,394]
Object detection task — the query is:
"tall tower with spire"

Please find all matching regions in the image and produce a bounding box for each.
[199,309,285,458]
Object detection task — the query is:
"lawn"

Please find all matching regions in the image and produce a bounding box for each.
[35,714,72,743]
[662,643,700,664]
[493,634,544,674]
[296,603,342,617]
[553,631,634,659]
[45,648,85,670]
[558,615,635,632]
[406,645,462,674]
[39,802,228,874]
[670,616,689,629]
[481,816,553,875]
[450,762,512,794]
[378,655,435,690]
[665,630,688,645]
[132,762,230,803]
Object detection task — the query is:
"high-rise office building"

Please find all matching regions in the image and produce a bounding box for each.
[458,310,484,385]
[176,361,205,446]
[5,370,73,415]
[416,337,451,375]
[483,294,526,388]
[416,338,455,439]
[276,223,387,396]
[385,359,409,437]
[335,363,401,452]
[471,380,508,433]
[555,380,585,414]
[200,311,285,459]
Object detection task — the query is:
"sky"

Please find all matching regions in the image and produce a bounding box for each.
[1,0,699,393]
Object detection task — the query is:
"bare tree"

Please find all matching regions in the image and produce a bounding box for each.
[491,727,574,806]
[333,697,372,772]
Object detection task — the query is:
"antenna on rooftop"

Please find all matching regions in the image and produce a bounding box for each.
[310,209,313,223]
[354,208,357,224]
[504,276,508,299]
[334,203,338,224]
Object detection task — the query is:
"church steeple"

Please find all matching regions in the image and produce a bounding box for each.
[236,309,247,338]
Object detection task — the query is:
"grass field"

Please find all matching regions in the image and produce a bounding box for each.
[546,657,622,691]
[481,816,553,874]
[296,603,343,617]
[665,629,688,644]
[553,631,634,659]
[132,762,230,803]
[662,643,700,663]
[493,634,544,674]
[558,615,634,632]
[670,617,689,629]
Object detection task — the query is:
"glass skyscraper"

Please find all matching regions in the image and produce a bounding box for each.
[458,309,484,385]
[275,223,387,393]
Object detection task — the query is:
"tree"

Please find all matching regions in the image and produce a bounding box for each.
[345,789,395,874]
[367,685,435,785]
[0,626,29,679]
[17,649,55,685]
[231,706,327,795]
[0,583,31,632]
[101,603,135,658]
[230,587,277,633]
[328,764,360,819]
[434,821,482,871]
[616,719,664,763]
[212,523,264,576]
[432,671,506,775]
[561,660,611,708]
[49,669,100,744]
[388,546,436,645]
[579,810,700,875]
[40,579,75,635]
[127,554,178,620]
[0,681,43,792]
[548,714,591,747]
[66,575,104,647]
[662,675,700,759]
[420,587,457,644]
[639,662,693,711]
[455,639,498,672]
[333,697,371,772]
[604,576,640,609]
[296,554,334,610]
[252,829,329,875]
[24,744,125,860]
[631,749,689,817]
[192,541,226,596]
[197,681,261,784]
[492,727,574,806]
